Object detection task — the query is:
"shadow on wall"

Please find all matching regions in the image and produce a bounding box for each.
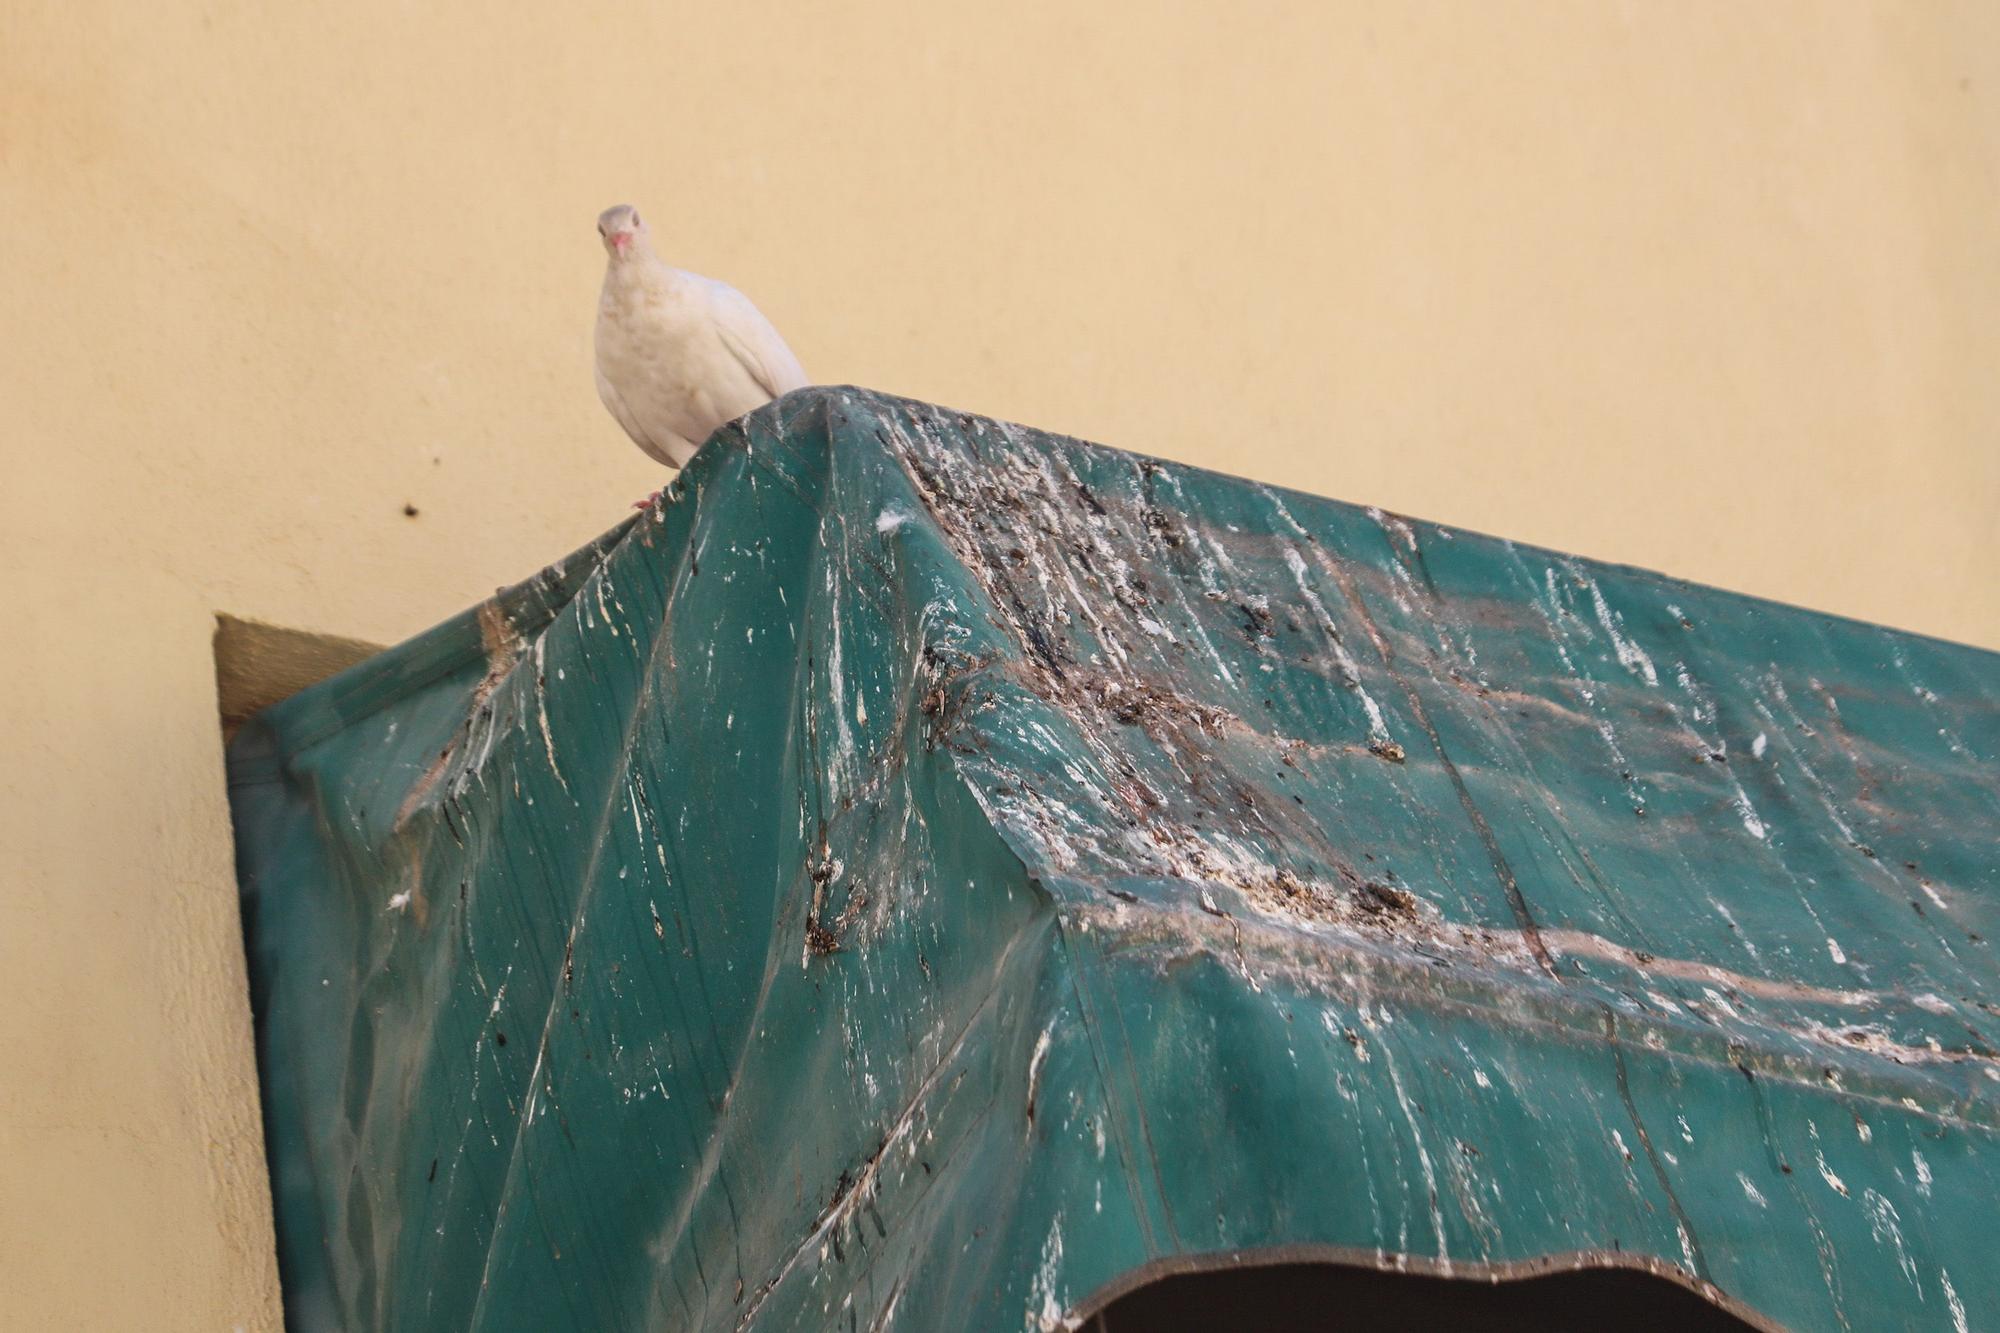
[1076,1258,1766,1332]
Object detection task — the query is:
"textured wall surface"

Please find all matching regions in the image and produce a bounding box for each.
[2,2,1998,1326]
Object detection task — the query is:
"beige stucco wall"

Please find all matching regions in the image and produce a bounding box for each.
[2,2,1995,1325]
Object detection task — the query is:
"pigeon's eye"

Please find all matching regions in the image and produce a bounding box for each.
[630,213,640,227]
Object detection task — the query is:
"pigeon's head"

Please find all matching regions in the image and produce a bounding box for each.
[596,205,649,259]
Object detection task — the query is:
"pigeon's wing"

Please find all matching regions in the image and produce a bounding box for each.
[594,358,649,443]
[704,279,809,400]
[596,359,686,466]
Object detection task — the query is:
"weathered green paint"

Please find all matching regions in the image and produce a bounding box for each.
[229,388,2000,1331]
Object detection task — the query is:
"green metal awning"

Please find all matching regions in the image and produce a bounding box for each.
[229,388,2000,1330]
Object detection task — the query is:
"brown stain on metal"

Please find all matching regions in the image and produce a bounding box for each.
[1535,930,1873,1008]
[1313,543,1560,978]
[393,598,523,831]
[882,414,1462,975]
[1074,897,2000,1105]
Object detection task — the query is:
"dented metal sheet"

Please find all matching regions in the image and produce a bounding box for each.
[229,388,2000,1331]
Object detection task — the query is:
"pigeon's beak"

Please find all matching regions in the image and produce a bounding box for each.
[610,233,632,253]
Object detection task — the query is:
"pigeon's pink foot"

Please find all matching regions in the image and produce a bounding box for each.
[632,489,663,511]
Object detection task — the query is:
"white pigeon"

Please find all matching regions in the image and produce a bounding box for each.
[592,204,809,486]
